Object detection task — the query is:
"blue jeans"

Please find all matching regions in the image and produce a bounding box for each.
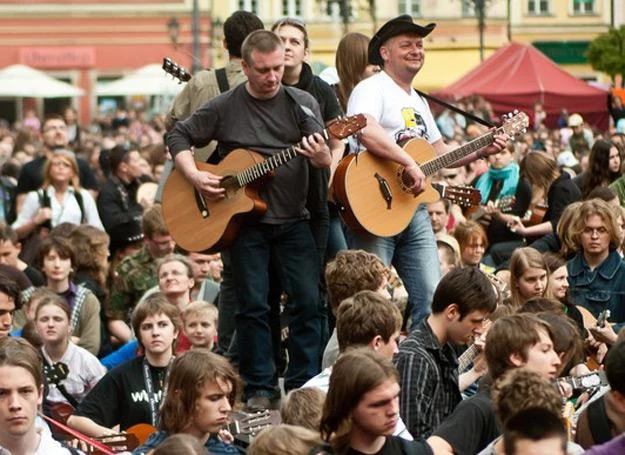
[346,205,440,330]
[230,221,321,398]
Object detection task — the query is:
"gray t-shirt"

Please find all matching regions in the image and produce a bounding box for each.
[168,84,324,223]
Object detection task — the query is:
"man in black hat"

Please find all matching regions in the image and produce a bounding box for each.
[344,14,509,330]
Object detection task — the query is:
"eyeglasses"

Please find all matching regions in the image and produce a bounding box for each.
[582,226,609,236]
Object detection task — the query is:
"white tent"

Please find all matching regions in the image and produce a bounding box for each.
[96,64,185,97]
[0,64,84,98]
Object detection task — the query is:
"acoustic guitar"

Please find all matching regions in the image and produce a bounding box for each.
[162,114,367,253]
[332,111,529,237]
[464,195,515,223]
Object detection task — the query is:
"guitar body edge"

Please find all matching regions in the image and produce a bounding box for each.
[333,140,440,237]
[162,150,268,253]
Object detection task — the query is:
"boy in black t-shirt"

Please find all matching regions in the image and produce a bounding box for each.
[67,294,180,437]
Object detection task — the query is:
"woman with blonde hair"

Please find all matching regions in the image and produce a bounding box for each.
[12,149,103,240]
[454,220,488,267]
[508,247,549,309]
[248,425,330,455]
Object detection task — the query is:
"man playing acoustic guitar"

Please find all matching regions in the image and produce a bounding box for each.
[343,15,509,329]
[167,30,332,411]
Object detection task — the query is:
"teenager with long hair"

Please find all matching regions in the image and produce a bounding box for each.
[576,139,621,199]
[508,247,549,310]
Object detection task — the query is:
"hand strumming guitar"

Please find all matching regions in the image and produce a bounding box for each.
[174,149,226,202]
[403,163,427,195]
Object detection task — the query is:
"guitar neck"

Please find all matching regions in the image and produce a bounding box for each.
[421,130,496,177]
[557,371,607,391]
[236,129,330,187]
[458,343,480,373]
[40,413,116,455]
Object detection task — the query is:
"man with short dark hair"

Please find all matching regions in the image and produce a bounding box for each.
[503,408,567,455]
[0,223,44,286]
[395,266,497,438]
[97,144,145,258]
[167,29,331,411]
[0,275,20,339]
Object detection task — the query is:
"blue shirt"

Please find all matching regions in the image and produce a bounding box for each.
[132,430,242,454]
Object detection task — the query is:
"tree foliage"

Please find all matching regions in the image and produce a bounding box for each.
[586,25,625,84]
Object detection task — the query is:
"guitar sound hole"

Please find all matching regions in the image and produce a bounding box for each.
[221,175,241,198]
[396,167,413,193]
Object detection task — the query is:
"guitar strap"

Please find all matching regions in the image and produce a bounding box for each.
[587,397,614,444]
[415,89,495,128]
[142,357,172,427]
[215,67,230,94]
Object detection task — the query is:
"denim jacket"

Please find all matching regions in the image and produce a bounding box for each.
[567,249,625,332]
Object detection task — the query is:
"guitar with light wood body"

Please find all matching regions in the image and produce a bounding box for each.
[332,111,529,237]
[162,115,367,253]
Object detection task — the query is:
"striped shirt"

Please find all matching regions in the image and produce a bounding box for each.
[395,318,461,439]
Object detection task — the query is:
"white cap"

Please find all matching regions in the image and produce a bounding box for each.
[556,150,579,168]
[568,113,584,127]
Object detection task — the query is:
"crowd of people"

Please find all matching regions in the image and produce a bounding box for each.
[0,9,624,455]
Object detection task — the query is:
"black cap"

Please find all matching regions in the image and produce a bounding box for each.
[368,15,436,66]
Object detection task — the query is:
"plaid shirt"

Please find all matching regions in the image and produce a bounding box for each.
[394,318,462,439]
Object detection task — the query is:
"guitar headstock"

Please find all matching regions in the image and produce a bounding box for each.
[162,57,191,83]
[499,110,529,139]
[44,362,69,385]
[433,183,481,208]
[327,114,367,140]
[496,196,516,212]
[228,410,281,436]
[597,309,611,328]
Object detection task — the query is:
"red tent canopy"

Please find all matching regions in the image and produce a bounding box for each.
[432,42,609,131]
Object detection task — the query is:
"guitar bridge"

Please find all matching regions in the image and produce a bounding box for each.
[374,173,393,210]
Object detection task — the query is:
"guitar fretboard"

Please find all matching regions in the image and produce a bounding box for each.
[420,130,497,176]
[236,129,330,187]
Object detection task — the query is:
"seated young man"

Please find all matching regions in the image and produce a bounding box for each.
[395,266,497,439]
[320,348,432,454]
[427,313,562,455]
[322,249,390,369]
[480,368,583,455]
[302,290,411,440]
[575,339,625,449]
[67,294,180,436]
[0,337,75,454]
[133,349,241,454]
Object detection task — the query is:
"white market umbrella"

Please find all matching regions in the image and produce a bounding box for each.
[0,64,84,98]
[96,64,185,97]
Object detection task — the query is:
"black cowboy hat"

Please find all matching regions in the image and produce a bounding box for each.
[368,15,436,66]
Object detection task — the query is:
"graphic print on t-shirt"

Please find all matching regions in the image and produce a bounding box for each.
[394,107,430,144]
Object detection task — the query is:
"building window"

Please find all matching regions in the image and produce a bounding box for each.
[572,0,594,15]
[528,0,549,15]
[282,0,303,17]
[238,0,259,15]
[462,1,476,17]
[398,0,421,17]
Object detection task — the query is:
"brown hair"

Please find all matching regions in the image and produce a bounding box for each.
[485,313,554,381]
[556,201,583,257]
[281,387,326,431]
[320,348,398,454]
[335,290,402,352]
[569,198,621,252]
[37,236,75,272]
[141,203,169,239]
[0,222,18,245]
[492,368,563,424]
[160,349,241,433]
[431,266,497,318]
[42,149,81,190]
[241,30,284,65]
[157,253,194,279]
[34,293,71,322]
[520,152,559,194]
[536,311,584,375]
[271,17,309,48]
[152,433,208,455]
[509,247,548,308]
[0,336,44,391]
[69,225,110,287]
[131,293,181,350]
[248,424,327,455]
[454,219,489,255]
[325,250,388,315]
[336,32,371,112]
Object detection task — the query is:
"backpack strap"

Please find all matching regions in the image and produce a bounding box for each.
[587,396,614,444]
[215,67,230,94]
[73,189,86,223]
